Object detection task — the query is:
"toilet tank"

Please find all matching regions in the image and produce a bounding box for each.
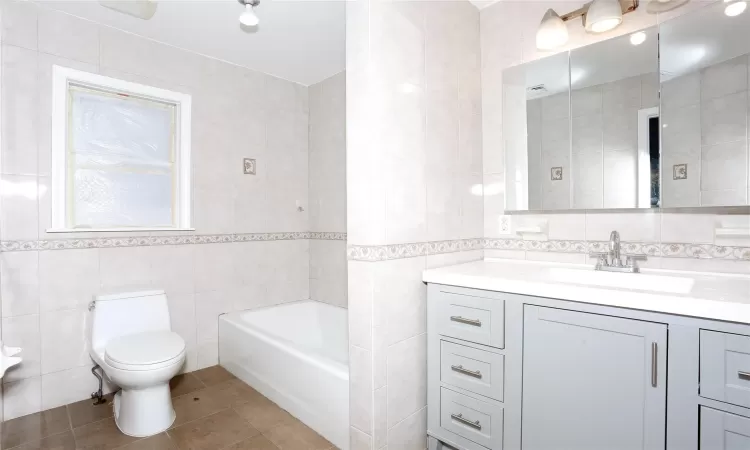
[91,290,172,351]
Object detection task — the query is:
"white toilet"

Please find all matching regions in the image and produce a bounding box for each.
[89,290,186,437]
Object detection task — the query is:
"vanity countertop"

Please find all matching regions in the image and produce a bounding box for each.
[423,259,750,324]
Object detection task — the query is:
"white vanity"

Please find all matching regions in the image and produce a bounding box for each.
[424,259,750,450]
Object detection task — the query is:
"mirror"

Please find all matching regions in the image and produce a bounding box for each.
[502,26,659,212]
[503,52,570,211]
[659,0,750,207]
[570,27,660,209]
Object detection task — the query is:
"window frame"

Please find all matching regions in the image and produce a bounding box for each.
[50,65,193,232]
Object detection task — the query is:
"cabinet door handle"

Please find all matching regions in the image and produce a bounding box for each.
[451,413,482,430]
[450,316,482,327]
[451,365,482,379]
[738,371,750,381]
[651,342,658,388]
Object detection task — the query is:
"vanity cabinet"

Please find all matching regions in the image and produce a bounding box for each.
[426,281,750,450]
[700,407,750,449]
[522,306,667,450]
[700,330,750,409]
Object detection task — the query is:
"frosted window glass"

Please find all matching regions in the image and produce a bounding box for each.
[68,86,176,228]
[74,170,173,227]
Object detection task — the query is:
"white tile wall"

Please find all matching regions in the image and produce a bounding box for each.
[346,1,482,449]
[0,0,345,421]
[309,72,348,309]
[659,56,749,207]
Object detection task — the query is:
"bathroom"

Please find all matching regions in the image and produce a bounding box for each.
[2,0,750,448]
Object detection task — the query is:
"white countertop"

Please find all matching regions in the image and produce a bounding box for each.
[423,259,750,324]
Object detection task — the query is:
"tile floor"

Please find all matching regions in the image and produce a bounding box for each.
[0,366,336,450]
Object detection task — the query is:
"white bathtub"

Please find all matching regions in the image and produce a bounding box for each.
[219,301,349,450]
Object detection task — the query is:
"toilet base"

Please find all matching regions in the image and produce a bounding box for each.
[113,384,176,437]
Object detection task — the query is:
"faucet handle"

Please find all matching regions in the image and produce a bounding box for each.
[589,252,609,268]
[625,255,647,271]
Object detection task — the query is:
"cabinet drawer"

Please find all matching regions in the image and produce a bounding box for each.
[435,291,504,348]
[440,340,504,401]
[700,407,750,449]
[439,387,503,450]
[700,330,750,408]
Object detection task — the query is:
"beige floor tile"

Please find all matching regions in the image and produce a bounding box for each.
[0,407,71,449]
[7,430,76,450]
[225,435,280,450]
[192,366,236,387]
[169,374,206,399]
[169,388,227,428]
[203,379,262,409]
[66,394,116,429]
[114,433,177,450]
[233,396,296,433]
[262,420,332,450]
[73,418,139,450]
[169,409,260,450]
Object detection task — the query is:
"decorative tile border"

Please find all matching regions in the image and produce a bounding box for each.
[348,238,750,262]
[347,239,484,262]
[0,231,347,252]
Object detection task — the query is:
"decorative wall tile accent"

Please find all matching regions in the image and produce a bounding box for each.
[0,232,346,252]
[243,158,256,175]
[673,164,688,180]
[348,238,750,262]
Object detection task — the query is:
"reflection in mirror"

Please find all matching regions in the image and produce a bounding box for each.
[503,52,570,211]
[660,1,750,207]
[570,27,660,209]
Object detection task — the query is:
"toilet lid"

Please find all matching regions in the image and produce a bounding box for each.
[105,331,185,367]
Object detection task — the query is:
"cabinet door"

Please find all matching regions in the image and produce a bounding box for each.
[700,407,750,450]
[522,306,667,450]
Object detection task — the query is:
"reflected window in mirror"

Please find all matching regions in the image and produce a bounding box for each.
[570,27,659,210]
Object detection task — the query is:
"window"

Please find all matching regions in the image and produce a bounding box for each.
[51,66,192,232]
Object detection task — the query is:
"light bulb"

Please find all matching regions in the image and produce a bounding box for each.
[585,0,623,33]
[589,17,621,32]
[630,31,647,46]
[239,4,259,26]
[536,9,568,50]
[725,1,747,16]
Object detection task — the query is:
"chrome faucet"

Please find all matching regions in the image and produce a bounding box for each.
[589,230,646,273]
[609,231,621,267]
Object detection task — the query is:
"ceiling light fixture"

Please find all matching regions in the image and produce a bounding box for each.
[238,0,260,26]
[535,0,639,50]
[725,0,747,16]
[629,31,647,45]
[585,0,624,32]
[536,9,569,50]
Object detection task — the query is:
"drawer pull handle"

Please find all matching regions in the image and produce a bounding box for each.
[651,342,658,388]
[450,316,482,327]
[739,371,750,380]
[451,365,482,379]
[451,413,482,430]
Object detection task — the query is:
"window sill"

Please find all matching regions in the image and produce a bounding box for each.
[46,227,196,233]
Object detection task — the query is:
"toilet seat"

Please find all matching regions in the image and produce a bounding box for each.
[105,331,186,371]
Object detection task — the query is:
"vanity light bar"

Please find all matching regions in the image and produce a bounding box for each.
[559,0,639,25]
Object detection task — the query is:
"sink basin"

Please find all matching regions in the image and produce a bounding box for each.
[547,267,695,294]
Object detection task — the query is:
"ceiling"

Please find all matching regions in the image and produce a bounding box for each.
[469,0,499,9]
[38,0,346,86]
